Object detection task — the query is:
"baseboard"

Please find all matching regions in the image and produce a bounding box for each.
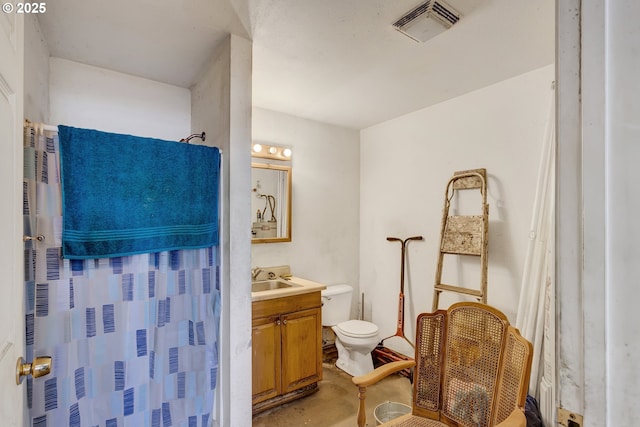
[539,376,555,427]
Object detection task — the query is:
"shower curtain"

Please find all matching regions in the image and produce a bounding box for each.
[23,124,220,427]
[515,82,555,423]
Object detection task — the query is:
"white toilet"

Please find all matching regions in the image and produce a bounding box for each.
[321,284,379,376]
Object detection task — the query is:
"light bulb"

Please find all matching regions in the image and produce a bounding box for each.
[252,143,262,153]
[283,148,292,158]
[269,146,277,154]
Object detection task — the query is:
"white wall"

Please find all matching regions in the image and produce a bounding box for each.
[605,1,640,423]
[0,11,24,427]
[24,15,49,123]
[251,108,361,305]
[191,40,230,150]
[556,1,601,424]
[191,35,254,427]
[224,35,253,427]
[557,2,640,424]
[360,64,554,356]
[49,57,190,139]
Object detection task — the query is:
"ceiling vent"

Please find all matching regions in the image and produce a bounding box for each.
[392,0,462,43]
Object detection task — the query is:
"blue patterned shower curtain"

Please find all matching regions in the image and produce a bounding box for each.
[23,125,220,427]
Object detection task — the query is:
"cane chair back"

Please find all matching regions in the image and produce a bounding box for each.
[413,302,531,427]
[353,302,532,427]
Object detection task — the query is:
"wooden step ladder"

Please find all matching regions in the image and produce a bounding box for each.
[432,169,489,311]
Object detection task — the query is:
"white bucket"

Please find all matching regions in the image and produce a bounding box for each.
[373,401,412,425]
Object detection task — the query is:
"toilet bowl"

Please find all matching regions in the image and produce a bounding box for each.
[332,319,379,376]
[321,284,379,376]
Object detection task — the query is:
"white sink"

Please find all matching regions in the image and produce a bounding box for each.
[251,275,327,302]
[252,279,301,292]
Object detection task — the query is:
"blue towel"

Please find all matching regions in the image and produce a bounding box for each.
[58,125,220,259]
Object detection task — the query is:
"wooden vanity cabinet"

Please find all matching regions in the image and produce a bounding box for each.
[252,291,323,413]
[252,313,282,403]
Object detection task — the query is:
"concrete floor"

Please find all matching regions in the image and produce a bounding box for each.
[252,361,413,427]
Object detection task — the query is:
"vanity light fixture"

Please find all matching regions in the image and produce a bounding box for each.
[251,143,292,161]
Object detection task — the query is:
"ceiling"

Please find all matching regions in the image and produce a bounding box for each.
[37,0,555,130]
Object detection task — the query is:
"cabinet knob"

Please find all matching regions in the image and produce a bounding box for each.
[276,320,281,325]
[283,320,287,325]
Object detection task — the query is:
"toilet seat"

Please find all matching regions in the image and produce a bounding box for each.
[336,320,378,338]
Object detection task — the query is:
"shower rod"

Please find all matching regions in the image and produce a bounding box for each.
[25,120,207,145]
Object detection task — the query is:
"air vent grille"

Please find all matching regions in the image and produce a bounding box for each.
[392,1,432,29]
[393,0,462,42]
[433,1,460,26]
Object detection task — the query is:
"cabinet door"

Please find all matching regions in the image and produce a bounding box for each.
[252,316,281,404]
[280,308,322,393]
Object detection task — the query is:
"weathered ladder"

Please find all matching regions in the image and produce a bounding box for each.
[432,169,489,311]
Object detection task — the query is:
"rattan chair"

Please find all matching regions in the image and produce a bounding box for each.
[352,302,533,427]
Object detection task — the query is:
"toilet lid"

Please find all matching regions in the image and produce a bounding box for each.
[336,320,379,338]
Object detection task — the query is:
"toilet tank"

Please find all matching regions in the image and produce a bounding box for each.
[321,284,353,326]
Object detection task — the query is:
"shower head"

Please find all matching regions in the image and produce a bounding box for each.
[180,132,206,143]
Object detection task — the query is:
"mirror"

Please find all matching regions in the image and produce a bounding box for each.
[251,162,292,243]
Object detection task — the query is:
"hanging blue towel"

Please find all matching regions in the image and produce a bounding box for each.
[58,125,220,259]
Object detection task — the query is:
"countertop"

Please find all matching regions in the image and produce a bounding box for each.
[251,276,327,302]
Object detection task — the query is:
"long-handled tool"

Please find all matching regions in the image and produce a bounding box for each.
[380,235,423,349]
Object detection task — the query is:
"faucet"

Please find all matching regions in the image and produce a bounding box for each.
[251,267,263,281]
